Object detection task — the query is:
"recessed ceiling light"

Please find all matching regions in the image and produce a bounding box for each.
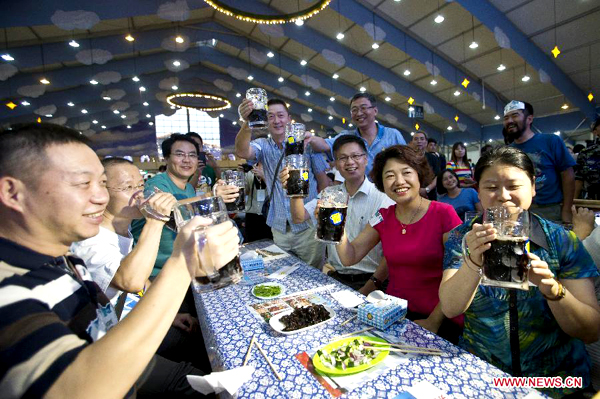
[497,64,506,71]
[308,108,312,112]
[447,126,453,131]
[232,121,238,125]
[92,120,98,124]
[410,132,415,136]
[171,85,178,90]
[45,114,53,118]
[469,41,479,49]
[103,96,111,101]
[149,122,154,126]
[521,75,530,82]
[332,73,339,79]
[21,100,30,106]
[554,131,561,135]
[463,142,468,146]
[236,93,241,98]
[385,96,391,102]
[403,69,411,76]
[494,115,500,120]
[101,125,106,129]
[146,114,151,118]
[1,54,14,61]
[143,102,149,106]
[453,90,461,96]
[69,40,80,48]
[359,86,366,92]
[121,115,126,119]
[90,79,99,85]
[336,32,345,40]
[219,114,224,118]
[113,110,120,114]
[139,86,146,91]
[430,79,437,86]
[278,76,284,82]
[372,42,380,49]
[132,76,140,82]
[81,109,88,114]
[247,75,254,81]
[330,96,335,101]
[67,102,75,106]
[40,78,50,85]
[125,34,135,42]
[175,35,184,43]
[286,103,291,108]
[127,125,131,129]
[348,123,353,127]
[295,19,304,26]
[172,60,181,66]
[305,91,311,96]
[561,104,569,110]
[328,115,333,120]
[488,138,493,142]
[300,59,307,66]
[267,51,274,58]
[434,14,444,23]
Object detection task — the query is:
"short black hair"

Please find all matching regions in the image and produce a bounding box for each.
[0,123,89,184]
[480,144,493,155]
[101,157,133,171]
[413,131,428,140]
[186,132,203,145]
[427,138,437,145]
[522,101,534,118]
[474,146,535,185]
[371,145,434,192]
[573,144,585,154]
[161,133,200,159]
[350,93,377,108]
[332,135,367,157]
[267,98,289,114]
[436,169,460,196]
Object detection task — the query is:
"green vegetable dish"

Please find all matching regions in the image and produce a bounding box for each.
[253,284,282,298]
[312,336,390,376]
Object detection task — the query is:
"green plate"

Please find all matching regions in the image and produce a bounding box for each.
[312,336,390,376]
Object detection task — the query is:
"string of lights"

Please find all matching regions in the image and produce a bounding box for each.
[166,92,231,112]
[203,0,331,24]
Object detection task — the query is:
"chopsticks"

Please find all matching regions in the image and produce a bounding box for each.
[361,339,444,355]
[369,347,444,355]
[331,326,374,341]
[339,315,357,327]
[242,335,283,381]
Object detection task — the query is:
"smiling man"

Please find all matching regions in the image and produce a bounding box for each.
[306,92,407,178]
[503,100,576,223]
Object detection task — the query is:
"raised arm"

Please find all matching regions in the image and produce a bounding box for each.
[305,133,332,153]
[560,167,575,223]
[234,99,257,160]
[336,224,381,266]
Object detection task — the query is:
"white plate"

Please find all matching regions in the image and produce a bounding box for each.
[269,305,336,335]
[252,282,286,299]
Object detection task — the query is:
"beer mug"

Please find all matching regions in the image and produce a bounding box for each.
[481,206,530,290]
[284,155,309,198]
[315,186,349,244]
[285,122,306,156]
[246,88,268,131]
[221,170,245,211]
[174,196,243,293]
[136,186,177,232]
[464,211,481,223]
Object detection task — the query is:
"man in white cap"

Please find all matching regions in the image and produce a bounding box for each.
[503,100,575,223]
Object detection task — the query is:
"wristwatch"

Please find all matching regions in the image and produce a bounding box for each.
[370,275,383,290]
[425,187,431,194]
[543,280,566,301]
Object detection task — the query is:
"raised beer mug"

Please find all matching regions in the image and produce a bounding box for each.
[173,196,243,293]
[284,122,306,156]
[284,155,309,198]
[315,185,349,245]
[481,206,531,290]
[246,88,268,131]
[221,170,246,212]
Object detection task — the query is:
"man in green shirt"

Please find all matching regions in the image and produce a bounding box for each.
[186,132,221,192]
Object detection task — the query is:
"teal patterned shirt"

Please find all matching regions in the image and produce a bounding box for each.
[443,214,599,397]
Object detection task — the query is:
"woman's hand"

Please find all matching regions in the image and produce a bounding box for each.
[238,98,253,121]
[414,317,441,334]
[527,252,559,298]
[464,222,496,266]
[214,179,239,203]
[572,205,595,240]
[278,167,289,189]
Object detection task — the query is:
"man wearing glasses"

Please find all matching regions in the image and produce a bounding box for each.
[280,135,394,291]
[307,92,407,178]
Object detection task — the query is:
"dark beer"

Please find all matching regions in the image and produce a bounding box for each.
[285,136,304,156]
[248,109,267,129]
[195,255,243,289]
[225,187,246,212]
[165,211,177,232]
[483,236,529,286]
[287,169,309,197]
[316,206,348,243]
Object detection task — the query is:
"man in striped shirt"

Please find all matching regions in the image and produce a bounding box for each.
[0,123,239,398]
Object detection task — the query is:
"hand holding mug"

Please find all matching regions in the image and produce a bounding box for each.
[463,223,496,267]
[278,167,289,189]
[238,98,253,122]
[214,179,239,203]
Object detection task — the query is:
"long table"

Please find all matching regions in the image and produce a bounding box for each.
[193,240,542,398]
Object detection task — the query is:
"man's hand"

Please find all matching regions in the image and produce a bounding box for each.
[214,179,240,203]
[561,204,573,223]
[278,167,289,189]
[238,99,253,122]
[140,192,177,221]
[252,164,265,181]
[172,313,199,333]
[572,205,595,240]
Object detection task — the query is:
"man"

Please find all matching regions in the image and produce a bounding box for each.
[575,118,600,200]
[306,92,407,177]
[186,132,221,192]
[412,131,439,200]
[281,135,394,290]
[0,123,239,397]
[504,100,575,223]
[236,98,329,268]
[427,137,447,173]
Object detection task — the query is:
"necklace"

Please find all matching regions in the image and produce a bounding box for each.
[397,196,423,234]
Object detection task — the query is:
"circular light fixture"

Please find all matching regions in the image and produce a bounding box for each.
[300,59,307,66]
[494,115,500,120]
[403,69,411,76]
[336,32,344,40]
[125,34,135,42]
[69,40,80,48]
[305,91,311,96]
[469,41,478,49]
[173,60,181,67]
[521,75,530,82]
[430,79,437,86]
[385,96,391,102]
[267,51,274,58]
[332,73,339,79]
[372,42,380,49]
[359,86,366,92]
[497,64,506,71]
[247,75,254,81]
[203,0,331,24]
[434,14,444,23]
[166,92,232,112]
[278,76,284,82]
[175,35,184,43]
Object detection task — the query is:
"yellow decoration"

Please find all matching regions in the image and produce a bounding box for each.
[342,117,346,124]
[415,123,420,130]
[301,171,309,181]
[37,117,41,123]
[330,212,342,225]
[454,115,459,122]
[5,101,16,110]
[203,0,331,24]
[407,97,415,105]
[166,92,231,112]
[461,78,470,88]
[551,46,561,58]
[588,92,594,102]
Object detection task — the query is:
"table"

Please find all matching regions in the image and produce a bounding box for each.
[193,240,541,398]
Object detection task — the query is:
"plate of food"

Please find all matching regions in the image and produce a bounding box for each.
[312,336,390,376]
[269,304,335,335]
[252,282,285,299]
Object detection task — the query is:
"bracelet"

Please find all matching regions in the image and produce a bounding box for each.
[542,280,566,301]
[462,253,483,275]
[370,275,383,290]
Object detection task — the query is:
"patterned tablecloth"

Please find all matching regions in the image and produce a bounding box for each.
[193,240,541,399]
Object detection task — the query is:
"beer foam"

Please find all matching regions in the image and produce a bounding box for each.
[495,235,528,241]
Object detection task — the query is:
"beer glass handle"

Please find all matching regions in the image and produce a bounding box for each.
[461,235,482,276]
[194,228,220,282]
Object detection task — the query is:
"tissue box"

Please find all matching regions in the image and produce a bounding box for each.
[240,257,264,272]
[357,296,407,330]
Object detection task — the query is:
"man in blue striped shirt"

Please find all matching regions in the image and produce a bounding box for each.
[236,98,329,268]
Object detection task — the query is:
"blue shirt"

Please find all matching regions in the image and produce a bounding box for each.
[130,172,196,276]
[249,137,329,234]
[438,188,480,221]
[511,133,575,205]
[324,123,407,176]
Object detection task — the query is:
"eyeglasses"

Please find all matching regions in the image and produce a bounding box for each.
[336,153,366,164]
[106,182,145,192]
[350,105,375,115]
[171,151,198,160]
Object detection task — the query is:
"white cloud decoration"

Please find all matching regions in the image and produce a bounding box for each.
[93,71,122,85]
[278,86,298,99]
[471,92,481,102]
[258,24,284,38]
[76,49,113,65]
[101,88,126,100]
[457,122,467,132]
[74,122,91,131]
[301,75,321,90]
[157,0,190,21]
[226,66,248,80]
[51,10,100,30]
[165,59,190,72]
[49,116,67,126]
[213,79,233,92]
[321,49,345,67]
[333,126,344,133]
[155,91,170,103]
[539,69,551,83]
[385,114,398,125]
[425,61,441,77]
[423,101,435,115]
[363,22,386,41]
[380,81,395,94]
[300,113,313,122]
[17,85,46,98]
[34,105,57,116]
[82,129,96,137]
[0,64,18,81]
[327,105,338,117]
[159,77,179,91]
[243,47,268,66]
[494,27,511,49]
[110,101,130,112]
[161,35,190,52]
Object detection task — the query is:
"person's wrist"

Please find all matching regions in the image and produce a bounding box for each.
[425,187,431,193]
[542,280,566,301]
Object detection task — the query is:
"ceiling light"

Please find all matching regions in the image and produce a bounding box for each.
[132,76,140,82]
[488,138,493,142]
[1,54,14,61]
[372,42,380,49]
[247,75,254,81]
[336,32,345,40]
[410,132,415,136]
[232,121,238,125]
[113,110,120,114]
[359,86,366,92]
[403,69,411,76]
[521,75,530,82]
[278,76,284,82]
[40,78,50,85]
[45,114,53,118]
[463,142,468,146]
[332,73,339,79]
[143,102,149,106]
[328,115,333,120]
[170,105,175,109]
[69,40,80,48]
[394,0,401,2]
[434,14,444,23]
[308,108,313,112]
[430,79,437,86]
[300,59,307,66]
[21,100,30,106]
[127,125,131,129]
[267,51,274,58]
[348,123,353,127]
[101,125,106,129]
[175,35,184,43]
[219,114,224,118]
[173,60,181,66]
[171,85,178,90]
[305,91,311,96]
[385,96,391,102]
[453,90,461,96]
[121,115,126,119]
[497,64,506,71]
[554,131,561,135]
[236,93,241,98]
[81,109,88,114]
[447,126,453,131]
[330,96,335,102]
[92,120,98,124]
[103,96,111,101]
[561,103,569,110]
[67,102,75,107]
[494,115,500,120]
[90,79,99,85]
[149,122,154,126]
[125,34,135,42]
[295,19,304,26]
[286,103,291,108]
[139,86,146,91]
[146,114,151,118]
[469,41,479,49]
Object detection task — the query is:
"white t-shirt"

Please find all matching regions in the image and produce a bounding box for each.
[70,226,134,304]
[305,177,395,274]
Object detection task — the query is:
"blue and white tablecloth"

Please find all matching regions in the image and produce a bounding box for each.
[193,241,541,398]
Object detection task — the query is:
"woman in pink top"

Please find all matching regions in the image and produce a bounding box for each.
[336,145,463,343]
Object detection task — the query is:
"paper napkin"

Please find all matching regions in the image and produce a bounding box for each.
[187,366,255,395]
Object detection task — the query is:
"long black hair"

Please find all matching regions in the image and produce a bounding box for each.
[474,146,535,184]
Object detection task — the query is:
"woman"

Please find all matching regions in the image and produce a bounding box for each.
[446,142,476,187]
[437,169,483,221]
[337,145,463,342]
[439,146,600,397]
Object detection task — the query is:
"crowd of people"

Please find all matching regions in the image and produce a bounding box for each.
[0,92,599,398]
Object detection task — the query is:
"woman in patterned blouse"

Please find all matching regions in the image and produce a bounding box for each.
[439,146,600,398]
[446,142,476,188]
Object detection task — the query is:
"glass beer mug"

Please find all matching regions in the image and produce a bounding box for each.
[315,186,349,245]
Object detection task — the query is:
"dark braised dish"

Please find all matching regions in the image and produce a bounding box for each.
[280,304,331,331]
